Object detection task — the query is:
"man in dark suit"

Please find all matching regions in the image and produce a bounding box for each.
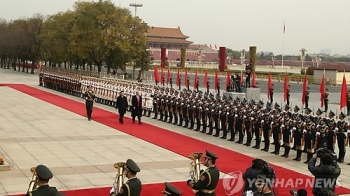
[110,159,142,196]
[116,91,128,124]
[26,165,58,196]
[132,91,142,124]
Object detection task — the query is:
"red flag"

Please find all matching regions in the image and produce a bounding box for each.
[204,69,208,86]
[302,73,307,105]
[160,68,164,85]
[185,69,189,87]
[267,72,272,98]
[176,69,180,86]
[154,66,159,83]
[340,74,348,109]
[252,72,256,87]
[166,67,170,85]
[226,70,230,92]
[284,72,288,102]
[194,69,199,89]
[214,71,218,90]
[319,70,325,107]
[240,70,244,84]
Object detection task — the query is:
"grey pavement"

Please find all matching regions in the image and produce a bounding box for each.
[0,68,350,195]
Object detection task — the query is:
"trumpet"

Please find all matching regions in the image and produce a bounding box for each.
[188,152,203,193]
[113,162,126,193]
[27,167,38,194]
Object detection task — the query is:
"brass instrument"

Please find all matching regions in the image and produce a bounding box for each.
[113,162,126,193]
[189,152,203,193]
[27,167,38,194]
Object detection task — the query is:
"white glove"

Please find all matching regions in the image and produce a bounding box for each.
[199,107,202,109]
[187,105,190,107]
[193,106,196,108]
[316,125,320,128]
[316,132,320,136]
[235,114,238,117]
[166,100,168,102]
[219,111,222,114]
[261,120,264,123]
[347,130,350,133]
[171,101,173,103]
[293,127,296,130]
[110,187,115,194]
[227,112,230,115]
[290,129,293,133]
[279,140,283,145]
[251,117,254,120]
[243,115,246,118]
[293,120,296,123]
[212,109,214,112]
[303,122,306,125]
[176,102,178,104]
[303,129,307,133]
[206,108,209,111]
[281,125,285,128]
[335,128,339,131]
[271,122,274,125]
[181,103,184,105]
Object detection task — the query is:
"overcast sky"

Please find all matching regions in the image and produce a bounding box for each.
[1,0,350,55]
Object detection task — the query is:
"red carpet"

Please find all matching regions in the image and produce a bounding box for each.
[5,84,350,196]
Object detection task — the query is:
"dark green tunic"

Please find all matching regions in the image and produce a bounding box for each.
[187,166,220,196]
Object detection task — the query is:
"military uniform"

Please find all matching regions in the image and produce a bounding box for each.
[111,159,142,196]
[187,150,220,196]
[26,165,58,196]
[163,182,182,196]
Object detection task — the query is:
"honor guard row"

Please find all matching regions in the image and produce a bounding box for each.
[39,71,350,165]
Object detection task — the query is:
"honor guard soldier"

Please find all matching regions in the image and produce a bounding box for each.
[347,90,350,115]
[252,103,263,149]
[235,103,245,144]
[187,150,220,196]
[287,85,291,106]
[163,182,182,196]
[292,114,305,161]
[324,89,329,112]
[110,159,141,196]
[269,84,274,103]
[281,111,292,158]
[26,165,58,196]
[314,118,328,150]
[303,115,316,164]
[336,112,347,163]
[261,105,272,152]
[326,111,337,152]
[271,108,282,155]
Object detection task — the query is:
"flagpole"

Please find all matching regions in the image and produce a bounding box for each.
[282,21,285,67]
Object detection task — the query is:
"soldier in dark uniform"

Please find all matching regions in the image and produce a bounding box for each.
[187,150,219,196]
[84,85,95,121]
[235,106,244,144]
[269,84,274,103]
[172,96,178,125]
[303,116,316,164]
[271,108,282,155]
[287,85,291,106]
[206,104,214,135]
[200,103,208,133]
[227,102,236,141]
[217,79,220,96]
[183,100,189,128]
[25,165,58,196]
[281,112,292,158]
[324,88,329,112]
[168,96,174,123]
[314,118,328,150]
[162,182,182,196]
[244,103,253,146]
[291,105,301,150]
[304,87,310,109]
[336,112,347,163]
[261,105,272,152]
[152,93,159,120]
[213,104,220,137]
[188,101,195,129]
[326,111,336,152]
[292,114,305,161]
[206,80,210,94]
[252,103,263,149]
[178,98,184,126]
[187,79,190,91]
[219,106,228,139]
[110,159,141,196]
[194,102,201,131]
[170,77,173,88]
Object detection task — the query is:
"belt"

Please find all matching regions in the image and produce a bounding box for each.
[200,189,215,194]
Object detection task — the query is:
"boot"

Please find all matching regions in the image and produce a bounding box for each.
[293,150,302,161]
[284,146,290,158]
[261,140,269,152]
[276,143,280,155]
[271,143,277,154]
[281,146,287,157]
[304,152,312,164]
[253,139,261,149]
[228,130,235,141]
[147,110,151,117]
[338,151,345,163]
[143,110,146,116]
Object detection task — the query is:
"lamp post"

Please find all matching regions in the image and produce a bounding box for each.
[129,3,143,17]
[299,48,308,68]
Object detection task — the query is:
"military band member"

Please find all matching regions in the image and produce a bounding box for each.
[25,165,58,196]
[336,112,347,163]
[269,84,274,103]
[187,150,219,196]
[324,89,329,112]
[162,182,182,196]
[110,159,141,196]
[84,85,95,121]
[304,87,310,109]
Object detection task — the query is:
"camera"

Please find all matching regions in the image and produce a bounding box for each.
[290,189,298,196]
[315,148,337,163]
[262,162,275,180]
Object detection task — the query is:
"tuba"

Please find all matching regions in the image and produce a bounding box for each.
[188,152,203,189]
[113,162,126,193]
[27,167,38,194]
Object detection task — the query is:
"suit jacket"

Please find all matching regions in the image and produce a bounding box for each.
[116,96,128,114]
[25,185,58,196]
[131,95,142,117]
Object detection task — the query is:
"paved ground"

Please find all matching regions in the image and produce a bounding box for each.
[0,68,350,195]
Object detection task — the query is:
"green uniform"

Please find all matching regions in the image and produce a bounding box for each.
[187,166,220,196]
[112,178,142,196]
[25,185,58,196]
